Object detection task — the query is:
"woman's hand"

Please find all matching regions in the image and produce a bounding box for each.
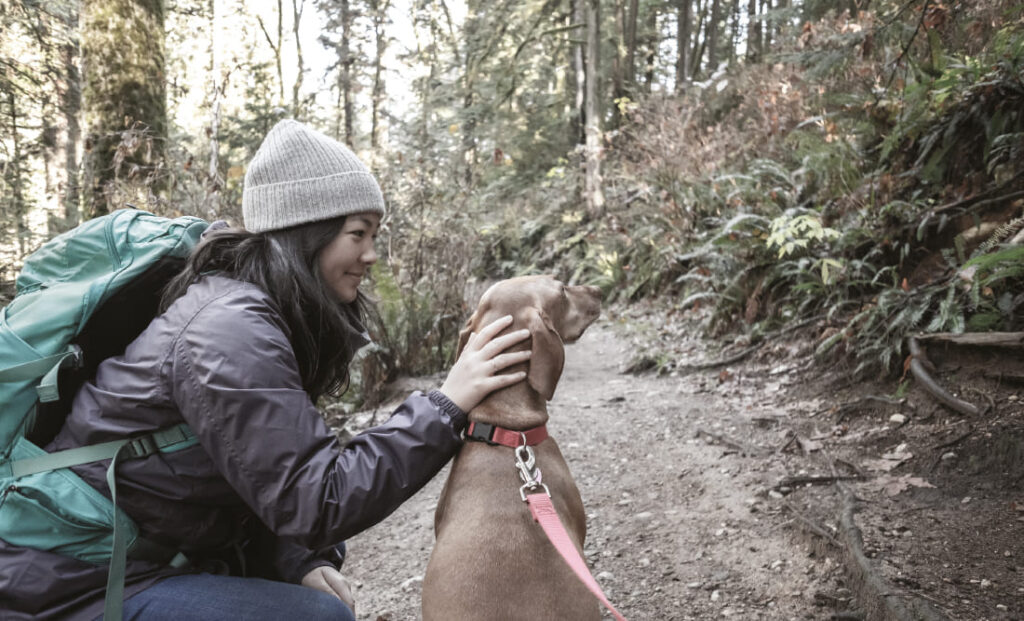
[440,315,532,413]
[301,566,355,614]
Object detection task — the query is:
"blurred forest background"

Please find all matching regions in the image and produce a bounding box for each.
[1,0,1023,407]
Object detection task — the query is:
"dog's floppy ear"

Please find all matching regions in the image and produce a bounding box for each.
[456,313,477,358]
[525,307,564,401]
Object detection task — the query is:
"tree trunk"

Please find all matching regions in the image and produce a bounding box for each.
[6,90,29,255]
[338,0,354,146]
[292,0,305,117]
[256,1,285,103]
[746,0,761,62]
[207,0,222,219]
[707,0,721,73]
[572,0,586,145]
[625,0,639,86]
[642,6,657,93]
[675,0,691,91]
[81,0,168,217]
[61,9,82,228]
[370,0,390,152]
[584,0,604,220]
[728,0,741,65]
[690,0,707,77]
[460,1,482,187]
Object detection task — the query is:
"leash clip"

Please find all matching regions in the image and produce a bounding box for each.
[514,439,547,501]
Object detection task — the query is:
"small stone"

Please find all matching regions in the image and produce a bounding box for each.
[778,486,792,494]
[890,414,907,424]
[715,528,727,537]
[400,576,423,591]
[768,490,784,499]
[639,557,651,567]
[961,496,972,504]
[770,560,784,570]
[597,571,615,581]
[1009,395,1018,401]
[635,512,654,521]
[710,590,721,602]
[941,452,956,461]
[980,579,991,588]
[687,582,702,589]
[997,605,1008,611]
[1005,550,1012,557]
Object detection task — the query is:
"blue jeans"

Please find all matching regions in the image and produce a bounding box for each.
[97,573,355,620]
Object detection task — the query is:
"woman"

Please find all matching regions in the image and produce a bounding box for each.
[0,120,530,620]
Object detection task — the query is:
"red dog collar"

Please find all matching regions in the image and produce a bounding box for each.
[464,421,548,447]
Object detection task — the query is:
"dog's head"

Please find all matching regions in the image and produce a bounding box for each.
[458,276,602,401]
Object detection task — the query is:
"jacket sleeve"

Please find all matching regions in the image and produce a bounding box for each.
[166,287,467,551]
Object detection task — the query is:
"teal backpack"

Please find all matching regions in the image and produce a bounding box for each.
[0,208,209,620]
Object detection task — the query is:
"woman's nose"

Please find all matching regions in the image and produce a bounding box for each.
[362,244,378,264]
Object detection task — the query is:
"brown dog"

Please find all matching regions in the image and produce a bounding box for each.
[422,275,603,620]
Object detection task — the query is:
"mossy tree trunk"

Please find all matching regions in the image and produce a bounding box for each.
[81,0,168,218]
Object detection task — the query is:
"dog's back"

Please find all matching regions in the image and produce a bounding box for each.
[422,440,599,620]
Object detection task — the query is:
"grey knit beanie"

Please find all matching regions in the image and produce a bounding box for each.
[242,119,385,233]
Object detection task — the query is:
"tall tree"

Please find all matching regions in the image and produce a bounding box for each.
[369,0,391,152]
[583,0,603,219]
[291,0,306,117]
[571,0,586,144]
[319,0,358,146]
[675,0,692,90]
[256,0,286,103]
[641,4,657,93]
[59,5,82,228]
[706,0,721,73]
[746,0,761,62]
[81,0,169,217]
[611,0,638,127]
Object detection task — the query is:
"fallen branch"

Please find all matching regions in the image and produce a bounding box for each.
[694,427,764,457]
[908,337,982,416]
[914,331,1024,348]
[678,315,826,375]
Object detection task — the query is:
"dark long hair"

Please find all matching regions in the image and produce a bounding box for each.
[160,216,367,401]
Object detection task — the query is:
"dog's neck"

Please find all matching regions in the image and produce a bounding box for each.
[469,380,548,430]
[467,342,550,431]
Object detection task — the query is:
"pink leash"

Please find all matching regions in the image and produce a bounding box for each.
[525,492,628,621]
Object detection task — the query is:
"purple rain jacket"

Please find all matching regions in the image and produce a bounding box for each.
[0,275,467,620]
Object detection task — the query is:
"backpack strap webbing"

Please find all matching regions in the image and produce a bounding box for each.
[2,423,196,479]
[0,344,83,403]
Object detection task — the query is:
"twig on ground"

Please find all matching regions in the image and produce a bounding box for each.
[778,474,862,488]
[781,499,842,548]
[694,427,764,456]
[778,431,798,454]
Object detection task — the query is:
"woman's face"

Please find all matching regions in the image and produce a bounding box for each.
[318,212,380,303]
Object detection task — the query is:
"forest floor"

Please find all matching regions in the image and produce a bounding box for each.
[334,300,1024,621]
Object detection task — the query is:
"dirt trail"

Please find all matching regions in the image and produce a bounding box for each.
[343,321,837,620]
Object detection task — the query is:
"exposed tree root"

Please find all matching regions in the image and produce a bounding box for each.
[834,483,950,621]
[907,337,982,416]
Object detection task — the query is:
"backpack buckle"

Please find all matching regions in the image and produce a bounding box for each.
[126,435,158,458]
